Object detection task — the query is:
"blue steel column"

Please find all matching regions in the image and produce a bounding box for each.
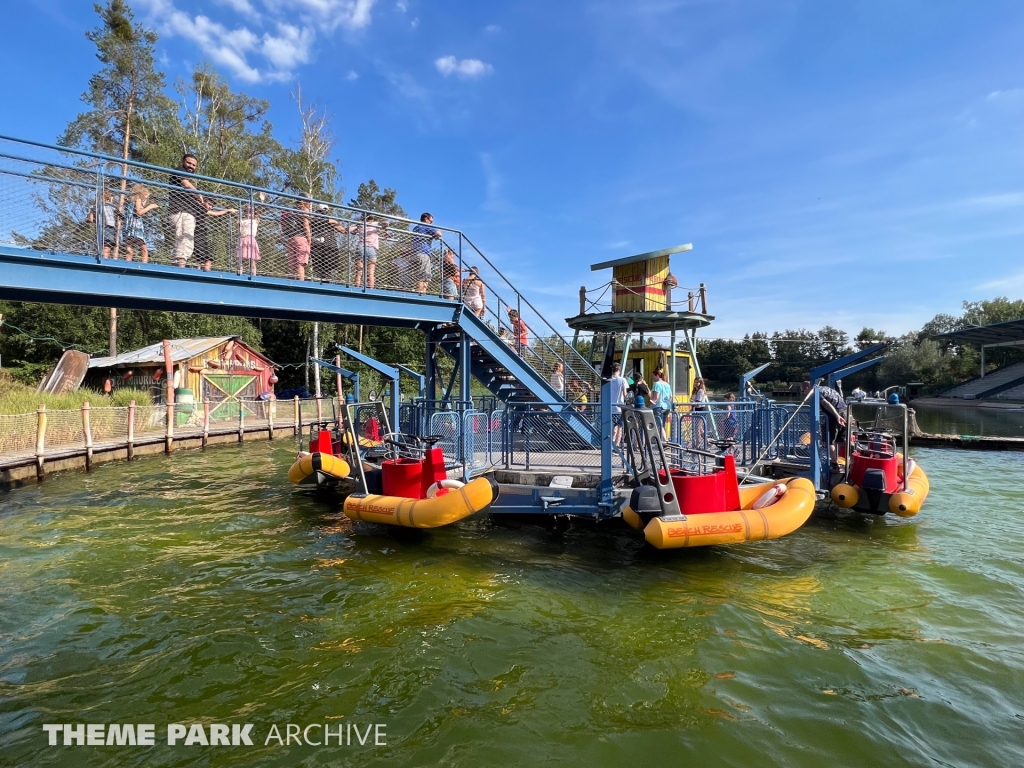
[459,332,472,403]
[810,385,821,491]
[425,331,437,401]
[600,377,613,504]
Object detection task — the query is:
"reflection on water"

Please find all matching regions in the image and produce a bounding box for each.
[0,442,1023,767]
[913,402,1024,437]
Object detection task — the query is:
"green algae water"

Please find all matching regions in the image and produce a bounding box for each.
[1,443,1023,767]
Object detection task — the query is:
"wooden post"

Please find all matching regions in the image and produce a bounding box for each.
[699,283,707,314]
[579,286,586,315]
[316,396,323,425]
[163,339,175,405]
[202,401,210,449]
[293,396,301,436]
[688,291,695,313]
[238,402,245,443]
[82,402,93,472]
[127,400,136,460]
[334,354,344,404]
[35,405,47,482]
[267,398,275,440]
[165,403,174,453]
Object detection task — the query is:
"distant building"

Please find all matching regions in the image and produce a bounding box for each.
[87,336,276,416]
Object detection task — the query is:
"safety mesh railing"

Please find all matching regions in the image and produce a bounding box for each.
[499,402,619,471]
[0,134,595,409]
[0,397,337,465]
[0,413,38,458]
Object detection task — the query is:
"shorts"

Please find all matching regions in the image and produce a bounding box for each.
[413,252,432,282]
[612,413,623,427]
[358,246,377,263]
[102,225,118,246]
[442,278,458,297]
[287,236,310,270]
[653,408,668,431]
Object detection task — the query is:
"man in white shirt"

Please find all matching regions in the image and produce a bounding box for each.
[608,362,628,445]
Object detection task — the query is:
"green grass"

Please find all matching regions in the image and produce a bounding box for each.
[0,371,153,415]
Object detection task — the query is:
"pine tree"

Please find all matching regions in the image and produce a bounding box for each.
[59,0,176,356]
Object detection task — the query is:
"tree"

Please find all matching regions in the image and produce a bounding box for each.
[169,64,284,188]
[59,0,177,356]
[349,180,407,219]
[274,87,341,201]
[60,0,175,162]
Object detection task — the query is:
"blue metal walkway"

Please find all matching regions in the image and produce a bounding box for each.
[0,135,598,415]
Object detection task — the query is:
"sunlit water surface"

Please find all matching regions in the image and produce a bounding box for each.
[1,442,1023,767]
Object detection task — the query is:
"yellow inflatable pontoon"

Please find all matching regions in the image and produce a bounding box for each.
[343,476,497,528]
[288,452,352,486]
[625,477,817,550]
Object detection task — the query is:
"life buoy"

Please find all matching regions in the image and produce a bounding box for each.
[426,478,465,498]
[752,484,786,509]
[900,458,916,478]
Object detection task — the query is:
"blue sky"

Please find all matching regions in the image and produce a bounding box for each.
[3,0,1024,342]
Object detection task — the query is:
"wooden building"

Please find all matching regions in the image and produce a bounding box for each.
[87,336,276,416]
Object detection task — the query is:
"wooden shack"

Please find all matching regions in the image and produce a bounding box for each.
[87,336,276,415]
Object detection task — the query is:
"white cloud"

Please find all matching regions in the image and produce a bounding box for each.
[396,0,407,11]
[346,70,359,80]
[280,0,376,30]
[260,23,314,71]
[215,0,259,16]
[485,24,500,33]
[435,55,493,79]
[139,0,375,82]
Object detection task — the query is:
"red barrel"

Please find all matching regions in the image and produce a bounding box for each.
[382,458,423,498]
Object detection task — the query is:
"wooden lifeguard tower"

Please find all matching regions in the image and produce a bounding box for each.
[566,244,714,403]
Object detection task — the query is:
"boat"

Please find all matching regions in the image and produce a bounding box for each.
[343,436,497,528]
[621,449,817,549]
[829,399,930,517]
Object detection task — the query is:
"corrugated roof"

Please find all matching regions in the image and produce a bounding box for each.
[933,318,1024,347]
[88,337,239,368]
[591,244,693,271]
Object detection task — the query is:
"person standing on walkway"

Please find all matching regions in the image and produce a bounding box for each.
[122,184,158,263]
[411,212,441,293]
[441,249,460,299]
[281,198,312,281]
[168,153,207,268]
[650,369,673,438]
[609,362,628,446]
[550,361,565,399]
[462,266,486,317]
[351,212,382,288]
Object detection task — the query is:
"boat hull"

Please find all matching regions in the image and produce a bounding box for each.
[343,476,497,528]
[288,452,352,486]
[634,477,817,549]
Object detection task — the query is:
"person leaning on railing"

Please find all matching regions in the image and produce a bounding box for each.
[410,212,442,293]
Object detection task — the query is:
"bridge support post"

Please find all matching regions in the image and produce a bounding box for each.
[35,405,46,482]
[165,404,174,453]
[294,396,301,436]
[82,402,93,472]
[202,402,210,449]
[127,400,136,460]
